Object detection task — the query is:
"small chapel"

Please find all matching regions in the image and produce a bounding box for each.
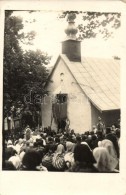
[41,13,120,134]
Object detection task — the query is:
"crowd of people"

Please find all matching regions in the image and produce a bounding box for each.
[3,119,120,173]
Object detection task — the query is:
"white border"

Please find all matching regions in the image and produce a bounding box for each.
[0,1,126,195]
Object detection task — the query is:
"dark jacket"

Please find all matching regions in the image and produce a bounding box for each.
[68,162,98,173]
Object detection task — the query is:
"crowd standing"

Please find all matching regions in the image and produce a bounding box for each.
[3,117,120,173]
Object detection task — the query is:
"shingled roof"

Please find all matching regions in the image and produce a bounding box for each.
[59,54,120,112]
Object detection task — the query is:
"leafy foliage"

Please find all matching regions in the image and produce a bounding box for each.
[3,11,51,116]
[59,11,121,40]
[20,49,51,96]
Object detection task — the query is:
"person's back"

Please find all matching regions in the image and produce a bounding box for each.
[93,147,119,173]
[21,149,42,171]
[90,135,98,150]
[70,144,98,173]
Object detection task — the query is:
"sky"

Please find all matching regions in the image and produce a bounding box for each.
[12,10,121,67]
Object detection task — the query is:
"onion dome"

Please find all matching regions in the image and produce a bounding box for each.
[65,13,78,40]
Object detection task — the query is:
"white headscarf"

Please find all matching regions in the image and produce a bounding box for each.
[64,142,75,168]
[8,155,21,169]
[7,140,16,150]
[19,151,25,161]
[98,139,118,169]
[56,144,65,154]
[98,139,117,159]
[81,142,92,151]
[66,141,75,153]
[93,147,118,172]
[15,139,23,154]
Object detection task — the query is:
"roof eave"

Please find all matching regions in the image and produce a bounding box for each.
[101,108,120,112]
[44,55,61,88]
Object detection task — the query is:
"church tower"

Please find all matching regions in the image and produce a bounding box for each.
[62,13,81,62]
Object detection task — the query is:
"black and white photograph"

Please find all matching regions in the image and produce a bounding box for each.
[1,0,126,194]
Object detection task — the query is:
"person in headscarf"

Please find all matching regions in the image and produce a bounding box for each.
[81,137,92,151]
[69,144,98,172]
[15,138,23,154]
[98,139,119,170]
[21,149,42,171]
[93,147,119,173]
[64,141,75,168]
[25,125,32,141]
[7,140,15,150]
[19,150,25,161]
[52,143,66,171]
[56,144,65,154]
[8,155,21,170]
[42,143,56,171]
[4,147,17,160]
[65,141,75,153]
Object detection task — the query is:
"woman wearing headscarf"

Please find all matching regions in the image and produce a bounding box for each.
[69,144,98,172]
[98,139,119,170]
[55,143,65,154]
[52,142,66,171]
[15,138,23,154]
[4,147,17,160]
[7,140,15,150]
[93,147,119,172]
[66,141,75,153]
[64,141,75,168]
[22,149,45,171]
[8,155,21,170]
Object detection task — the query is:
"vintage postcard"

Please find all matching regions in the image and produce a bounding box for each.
[0,0,126,195]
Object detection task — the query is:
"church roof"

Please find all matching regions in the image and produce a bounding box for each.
[57,54,120,112]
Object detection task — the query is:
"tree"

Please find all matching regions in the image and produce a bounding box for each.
[3,11,51,119]
[59,11,121,40]
[4,11,25,109]
[20,49,51,97]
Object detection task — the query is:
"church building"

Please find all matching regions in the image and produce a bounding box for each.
[41,13,120,134]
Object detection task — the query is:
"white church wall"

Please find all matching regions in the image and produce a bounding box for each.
[42,57,92,133]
